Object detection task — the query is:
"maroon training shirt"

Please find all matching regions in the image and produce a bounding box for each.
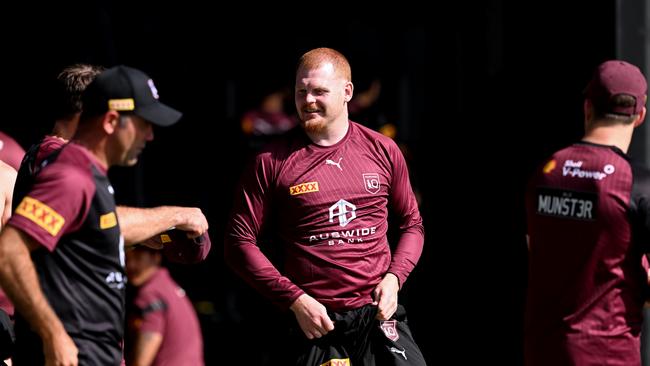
[126,268,204,366]
[525,141,650,365]
[9,142,125,364]
[225,121,424,311]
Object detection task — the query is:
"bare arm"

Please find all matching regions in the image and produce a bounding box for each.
[0,161,17,229]
[0,226,77,365]
[116,206,208,246]
[129,331,163,366]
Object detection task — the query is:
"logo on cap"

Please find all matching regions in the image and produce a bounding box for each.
[108,98,135,111]
[148,79,159,99]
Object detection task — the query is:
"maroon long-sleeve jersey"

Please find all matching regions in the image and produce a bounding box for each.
[525,141,650,365]
[225,121,424,311]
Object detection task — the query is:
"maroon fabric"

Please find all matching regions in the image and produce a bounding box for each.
[525,142,647,365]
[130,268,203,366]
[0,131,25,170]
[585,60,648,115]
[225,121,424,311]
[242,109,297,136]
[8,143,99,251]
[160,229,211,264]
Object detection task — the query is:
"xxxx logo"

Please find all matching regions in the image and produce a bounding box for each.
[15,196,65,236]
[320,359,350,366]
[100,212,117,229]
[290,182,319,196]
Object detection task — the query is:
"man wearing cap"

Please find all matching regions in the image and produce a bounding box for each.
[0,65,199,365]
[16,64,209,250]
[525,60,649,365]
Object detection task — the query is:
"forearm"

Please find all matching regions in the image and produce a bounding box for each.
[225,237,304,308]
[117,206,178,245]
[387,226,424,287]
[0,227,67,341]
[129,331,163,366]
[118,205,211,247]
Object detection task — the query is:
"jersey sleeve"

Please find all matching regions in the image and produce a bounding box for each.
[224,152,305,309]
[8,163,94,251]
[385,141,425,287]
[135,290,167,335]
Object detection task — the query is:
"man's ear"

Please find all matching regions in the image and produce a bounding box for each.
[634,106,647,128]
[344,81,354,103]
[102,111,120,134]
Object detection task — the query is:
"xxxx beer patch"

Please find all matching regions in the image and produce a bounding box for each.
[15,196,65,236]
[290,182,319,196]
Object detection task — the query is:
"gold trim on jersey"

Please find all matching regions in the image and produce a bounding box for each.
[100,212,117,229]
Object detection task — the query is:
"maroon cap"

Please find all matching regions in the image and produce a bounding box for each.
[585,60,648,115]
[156,229,211,264]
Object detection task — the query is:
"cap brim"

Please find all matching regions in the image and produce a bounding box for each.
[136,102,183,127]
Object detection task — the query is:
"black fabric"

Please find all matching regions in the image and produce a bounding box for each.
[0,308,14,360]
[286,304,426,366]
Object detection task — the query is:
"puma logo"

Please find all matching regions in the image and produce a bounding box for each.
[326,157,343,171]
[390,347,407,360]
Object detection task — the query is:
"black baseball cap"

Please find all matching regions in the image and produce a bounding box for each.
[82,65,182,126]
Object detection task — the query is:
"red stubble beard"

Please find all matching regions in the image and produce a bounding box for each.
[301,118,327,134]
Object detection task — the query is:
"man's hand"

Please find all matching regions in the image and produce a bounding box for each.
[173,207,209,239]
[289,294,335,339]
[373,273,399,320]
[43,328,78,366]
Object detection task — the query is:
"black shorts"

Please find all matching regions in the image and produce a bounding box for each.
[0,308,13,360]
[13,317,121,366]
[289,304,427,366]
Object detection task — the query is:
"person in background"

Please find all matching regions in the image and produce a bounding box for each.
[525,60,649,365]
[125,245,204,366]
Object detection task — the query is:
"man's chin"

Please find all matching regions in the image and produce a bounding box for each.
[302,120,326,134]
[122,157,139,167]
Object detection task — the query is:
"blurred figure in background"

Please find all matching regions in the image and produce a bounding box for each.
[125,245,204,366]
[240,86,298,151]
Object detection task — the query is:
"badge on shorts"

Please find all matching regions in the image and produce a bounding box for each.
[379,320,399,341]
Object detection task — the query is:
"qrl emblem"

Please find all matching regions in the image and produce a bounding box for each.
[363,173,380,194]
[379,320,399,341]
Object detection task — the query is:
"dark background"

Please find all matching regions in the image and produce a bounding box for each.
[0,2,625,364]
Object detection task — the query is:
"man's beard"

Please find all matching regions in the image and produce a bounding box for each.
[302,119,327,134]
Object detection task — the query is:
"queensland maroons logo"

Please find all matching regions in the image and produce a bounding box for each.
[363,173,380,194]
[379,320,399,341]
